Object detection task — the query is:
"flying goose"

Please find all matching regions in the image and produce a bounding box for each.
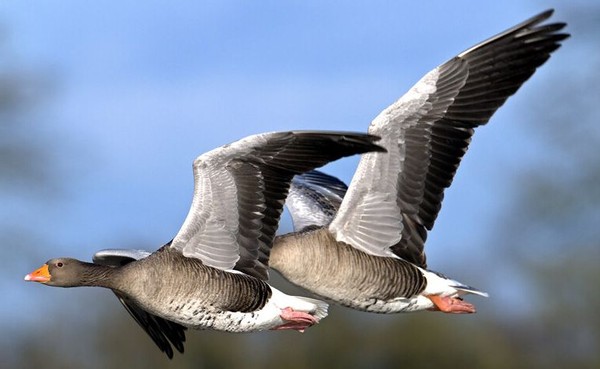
[25,130,385,358]
[270,10,569,314]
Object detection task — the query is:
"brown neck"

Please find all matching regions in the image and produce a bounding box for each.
[73,262,122,289]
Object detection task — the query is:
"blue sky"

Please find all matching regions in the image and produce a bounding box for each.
[1,0,575,330]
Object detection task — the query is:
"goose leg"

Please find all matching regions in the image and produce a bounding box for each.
[427,295,476,314]
[271,307,318,332]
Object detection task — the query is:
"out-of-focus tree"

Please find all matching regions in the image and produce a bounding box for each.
[0,29,55,191]
[0,26,58,264]
[0,25,66,368]
[485,5,600,369]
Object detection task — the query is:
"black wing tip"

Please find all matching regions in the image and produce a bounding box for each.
[458,8,569,58]
[163,346,174,360]
[287,130,387,153]
[289,129,379,138]
[518,8,569,35]
[152,330,186,360]
[162,340,185,360]
[535,8,554,20]
[298,170,349,191]
[159,324,187,359]
[521,9,555,28]
[141,324,187,360]
[340,133,387,153]
[513,10,570,49]
[116,293,187,360]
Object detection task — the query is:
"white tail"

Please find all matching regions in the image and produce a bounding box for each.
[294,296,329,321]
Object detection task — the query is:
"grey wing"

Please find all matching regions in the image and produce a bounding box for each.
[92,249,152,266]
[329,10,568,267]
[92,248,187,359]
[286,170,348,231]
[169,131,385,280]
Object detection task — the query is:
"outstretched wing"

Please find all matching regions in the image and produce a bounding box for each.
[93,248,187,359]
[328,9,569,267]
[286,170,348,231]
[169,131,384,280]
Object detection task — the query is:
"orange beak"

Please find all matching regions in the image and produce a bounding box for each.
[24,264,51,283]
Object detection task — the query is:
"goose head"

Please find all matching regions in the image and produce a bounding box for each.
[25,258,113,287]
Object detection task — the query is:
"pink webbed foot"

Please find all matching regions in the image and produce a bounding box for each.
[427,295,476,314]
[271,307,318,332]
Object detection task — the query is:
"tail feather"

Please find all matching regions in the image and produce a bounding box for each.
[425,269,489,298]
[293,295,329,321]
[452,282,489,298]
[270,287,329,322]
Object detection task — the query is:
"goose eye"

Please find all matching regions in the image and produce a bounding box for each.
[56,262,64,268]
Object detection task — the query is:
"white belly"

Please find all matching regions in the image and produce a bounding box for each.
[158,287,327,332]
